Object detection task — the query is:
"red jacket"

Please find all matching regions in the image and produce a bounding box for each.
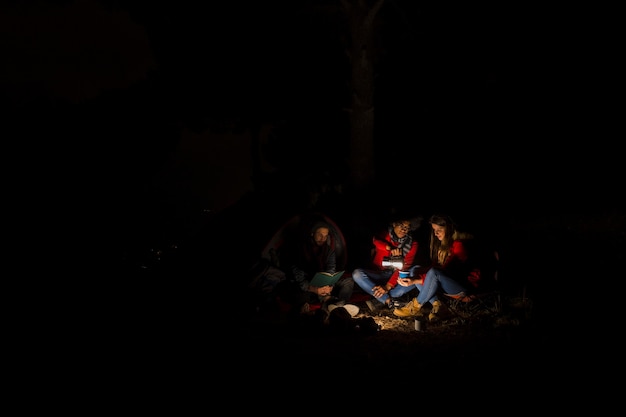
[371,229,418,288]
[416,239,481,288]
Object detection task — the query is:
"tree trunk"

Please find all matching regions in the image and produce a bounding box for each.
[342,0,385,191]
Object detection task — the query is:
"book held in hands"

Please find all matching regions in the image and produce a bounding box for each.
[309,271,345,287]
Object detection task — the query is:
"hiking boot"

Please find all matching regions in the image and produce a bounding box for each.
[393,299,422,317]
[428,300,442,321]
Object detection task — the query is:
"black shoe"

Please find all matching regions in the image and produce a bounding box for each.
[390,299,407,309]
[366,299,384,313]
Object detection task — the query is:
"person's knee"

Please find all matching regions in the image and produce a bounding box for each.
[340,277,354,289]
[352,269,365,281]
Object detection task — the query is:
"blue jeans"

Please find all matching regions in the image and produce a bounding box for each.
[416,267,467,305]
[352,268,415,304]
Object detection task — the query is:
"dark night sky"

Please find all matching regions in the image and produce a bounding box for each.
[3,2,593,126]
[2,2,612,141]
[2,1,621,252]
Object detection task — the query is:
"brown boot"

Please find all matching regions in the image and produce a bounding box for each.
[428,300,443,321]
[393,298,422,317]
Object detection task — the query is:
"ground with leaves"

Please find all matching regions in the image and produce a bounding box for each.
[239,289,538,368]
[114,201,623,396]
[230,208,623,385]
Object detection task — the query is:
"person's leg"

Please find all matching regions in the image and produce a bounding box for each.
[333,275,355,304]
[352,268,388,297]
[417,268,467,304]
[389,285,415,299]
[393,270,437,317]
[390,264,421,302]
[438,274,468,297]
[353,268,395,312]
[416,268,442,305]
[427,272,469,320]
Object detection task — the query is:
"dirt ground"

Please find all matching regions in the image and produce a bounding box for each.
[109,204,623,401]
[226,210,623,392]
[235,286,539,378]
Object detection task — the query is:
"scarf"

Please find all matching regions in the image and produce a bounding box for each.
[389,226,412,258]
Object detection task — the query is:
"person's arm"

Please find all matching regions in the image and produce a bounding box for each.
[372,235,392,251]
[402,240,419,270]
[386,239,418,288]
[453,240,482,288]
[324,247,337,274]
[292,265,333,295]
[397,271,426,286]
[447,240,468,263]
[445,240,481,288]
[386,270,399,289]
[371,230,393,269]
[467,268,481,288]
[291,265,311,292]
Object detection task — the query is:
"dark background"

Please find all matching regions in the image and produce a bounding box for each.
[3,1,621,277]
[6,2,623,399]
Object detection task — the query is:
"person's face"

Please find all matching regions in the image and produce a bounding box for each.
[393,222,411,238]
[432,224,446,241]
[313,227,330,246]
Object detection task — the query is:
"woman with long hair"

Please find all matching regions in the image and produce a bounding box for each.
[393,214,481,321]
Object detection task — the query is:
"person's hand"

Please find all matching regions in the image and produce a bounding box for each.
[318,285,333,297]
[372,285,388,298]
[397,278,411,287]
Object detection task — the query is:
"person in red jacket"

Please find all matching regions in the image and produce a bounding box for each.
[393,214,482,321]
[352,214,422,313]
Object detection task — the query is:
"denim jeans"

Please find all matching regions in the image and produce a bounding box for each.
[352,268,415,304]
[416,267,467,305]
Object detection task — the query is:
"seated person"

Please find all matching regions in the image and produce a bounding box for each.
[276,220,357,317]
[352,215,422,312]
[393,214,483,321]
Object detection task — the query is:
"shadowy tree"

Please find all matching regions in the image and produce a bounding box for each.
[340,0,386,192]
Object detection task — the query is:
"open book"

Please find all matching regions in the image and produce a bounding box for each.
[309,270,345,287]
